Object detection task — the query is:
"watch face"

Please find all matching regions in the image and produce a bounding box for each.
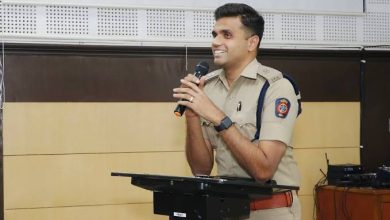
[222,118,231,128]
[215,116,232,132]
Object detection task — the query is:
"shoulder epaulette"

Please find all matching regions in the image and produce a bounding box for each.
[257,65,283,84]
[204,69,222,83]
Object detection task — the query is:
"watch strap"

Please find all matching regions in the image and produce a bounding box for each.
[214,116,233,132]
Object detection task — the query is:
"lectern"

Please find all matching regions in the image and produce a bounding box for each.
[112,172,298,220]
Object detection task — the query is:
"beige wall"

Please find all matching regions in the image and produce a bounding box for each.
[3,102,360,220]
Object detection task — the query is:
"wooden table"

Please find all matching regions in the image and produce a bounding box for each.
[316,185,390,220]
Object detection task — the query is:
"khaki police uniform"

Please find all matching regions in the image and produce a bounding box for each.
[201,59,301,220]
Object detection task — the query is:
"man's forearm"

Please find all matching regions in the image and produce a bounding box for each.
[185,117,214,175]
[219,126,286,181]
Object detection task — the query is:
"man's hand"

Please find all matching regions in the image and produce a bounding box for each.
[173,74,225,124]
[173,74,201,118]
[173,74,215,175]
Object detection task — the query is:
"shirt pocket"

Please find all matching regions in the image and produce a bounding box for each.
[232,106,258,140]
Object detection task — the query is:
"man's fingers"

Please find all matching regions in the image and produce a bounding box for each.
[173,87,197,97]
[173,93,194,102]
[184,74,201,84]
[180,79,201,92]
[198,77,206,89]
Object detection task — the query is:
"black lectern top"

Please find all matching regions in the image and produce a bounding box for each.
[111,172,299,199]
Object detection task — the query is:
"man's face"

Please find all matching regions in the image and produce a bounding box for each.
[211,16,253,68]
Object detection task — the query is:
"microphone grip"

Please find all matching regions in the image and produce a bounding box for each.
[173,61,208,117]
[174,103,186,117]
[174,76,201,117]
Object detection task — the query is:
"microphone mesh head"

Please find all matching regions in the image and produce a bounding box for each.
[195,61,209,76]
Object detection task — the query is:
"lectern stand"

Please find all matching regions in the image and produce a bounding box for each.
[112,172,298,220]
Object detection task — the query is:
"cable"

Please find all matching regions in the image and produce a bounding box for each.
[313,154,330,220]
[359,49,366,169]
[313,169,327,220]
[341,187,351,220]
[333,188,337,220]
[325,153,329,167]
[185,44,188,73]
[1,0,5,109]
[0,54,4,109]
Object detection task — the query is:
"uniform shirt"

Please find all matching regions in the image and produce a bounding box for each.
[201,59,300,187]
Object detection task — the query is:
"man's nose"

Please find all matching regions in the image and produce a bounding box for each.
[212,35,222,47]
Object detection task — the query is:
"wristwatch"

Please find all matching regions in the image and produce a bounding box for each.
[214,116,233,132]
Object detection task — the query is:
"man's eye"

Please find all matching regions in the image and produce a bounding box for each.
[211,32,217,38]
[224,33,232,39]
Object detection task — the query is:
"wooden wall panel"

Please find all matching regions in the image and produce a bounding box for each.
[3,101,360,220]
[262,56,360,102]
[5,197,315,220]
[4,102,359,155]
[4,47,361,102]
[5,197,316,220]
[299,195,315,220]
[4,152,192,209]
[3,140,358,209]
[5,204,165,220]
[4,103,185,155]
[293,102,360,148]
[4,53,192,102]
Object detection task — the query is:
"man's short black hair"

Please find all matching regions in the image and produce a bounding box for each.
[214,3,265,42]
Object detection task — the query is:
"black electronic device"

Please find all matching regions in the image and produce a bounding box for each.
[373,165,390,188]
[327,163,363,186]
[112,172,299,219]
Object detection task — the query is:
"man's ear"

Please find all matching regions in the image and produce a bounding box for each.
[248,35,260,52]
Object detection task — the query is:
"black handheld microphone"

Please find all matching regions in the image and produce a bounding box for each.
[174,61,209,117]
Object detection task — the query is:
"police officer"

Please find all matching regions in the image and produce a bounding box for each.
[173,3,301,219]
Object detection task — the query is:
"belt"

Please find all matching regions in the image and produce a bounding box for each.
[250,191,293,211]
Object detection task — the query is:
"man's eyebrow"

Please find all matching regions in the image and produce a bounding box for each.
[212,29,232,35]
[221,29,232,34]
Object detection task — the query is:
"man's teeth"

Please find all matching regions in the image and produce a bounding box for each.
[214,50,225,54]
